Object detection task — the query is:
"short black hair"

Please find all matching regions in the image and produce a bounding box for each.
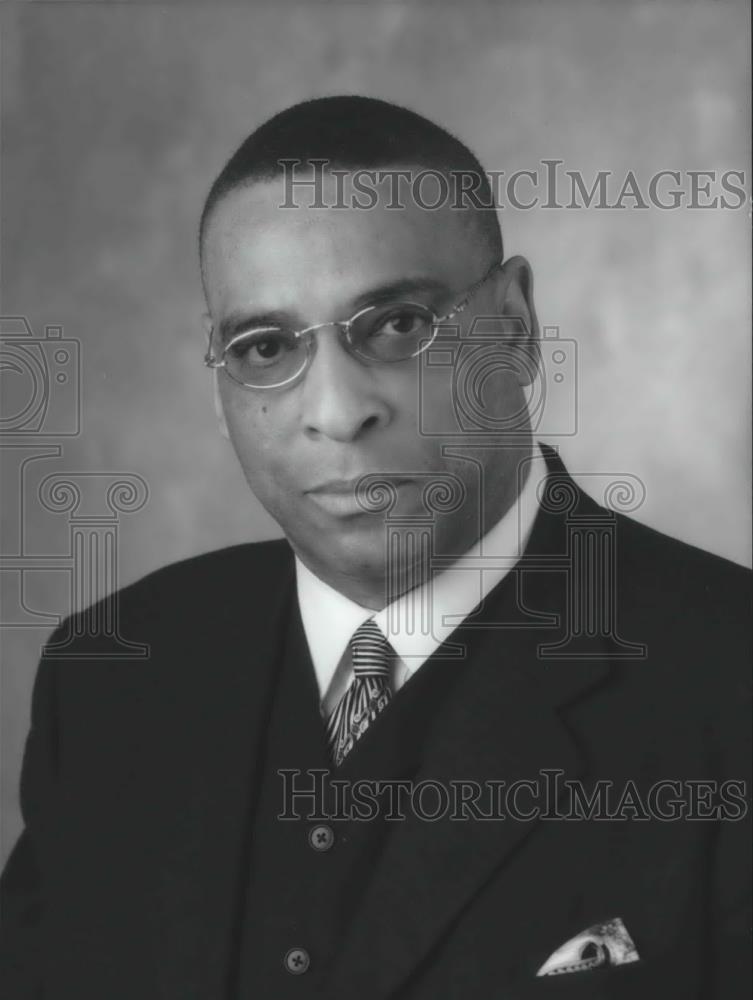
[198,95,502,268]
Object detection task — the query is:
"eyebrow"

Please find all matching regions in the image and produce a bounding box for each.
[349,276,452,311]
[218,310,294,345]
[216,276,452,344]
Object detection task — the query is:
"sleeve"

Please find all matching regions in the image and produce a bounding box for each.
[706,777,752,997]
[0,642,60,999]
[705,601,752,999]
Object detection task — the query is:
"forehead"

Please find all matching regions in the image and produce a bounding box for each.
[201,170,487,314]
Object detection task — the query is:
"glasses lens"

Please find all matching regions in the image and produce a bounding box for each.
[223,328,305,386]
[350,304,436,361]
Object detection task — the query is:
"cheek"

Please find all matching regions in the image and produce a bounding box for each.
[422,363,524,428]
[418,367,458,429]
[221,394,287,480]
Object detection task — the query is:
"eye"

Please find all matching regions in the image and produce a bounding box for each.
[226,329,293,366]
[250,338,281,360]
[372,306,432,338]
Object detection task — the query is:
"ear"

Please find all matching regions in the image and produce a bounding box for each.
[494,255,541,387]
[203,311,230,440]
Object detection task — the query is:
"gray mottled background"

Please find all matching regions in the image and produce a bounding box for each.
[1,0,750,860]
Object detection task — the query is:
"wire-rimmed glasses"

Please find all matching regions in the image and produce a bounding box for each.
[203,258,503,390]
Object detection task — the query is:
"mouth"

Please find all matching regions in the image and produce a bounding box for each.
[305,475,416,517]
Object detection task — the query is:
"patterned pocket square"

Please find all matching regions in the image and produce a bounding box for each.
[536,918,640,977]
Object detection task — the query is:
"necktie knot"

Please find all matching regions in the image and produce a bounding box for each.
[349,618,393,679]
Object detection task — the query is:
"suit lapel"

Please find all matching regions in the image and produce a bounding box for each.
[326,456,614,999]
[154,541,297,1000]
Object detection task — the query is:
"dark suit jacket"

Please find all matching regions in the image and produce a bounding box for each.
[1,447,751,999]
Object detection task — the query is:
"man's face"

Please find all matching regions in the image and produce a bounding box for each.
[201,169,537,607]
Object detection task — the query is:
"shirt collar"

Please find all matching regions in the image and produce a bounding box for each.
[296,441,547,702]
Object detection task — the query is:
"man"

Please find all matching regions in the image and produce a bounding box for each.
[1,96,750,999]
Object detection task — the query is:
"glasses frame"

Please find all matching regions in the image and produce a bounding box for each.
[204,257,504,390]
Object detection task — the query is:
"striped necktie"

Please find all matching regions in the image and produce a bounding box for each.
[326,618,394,767]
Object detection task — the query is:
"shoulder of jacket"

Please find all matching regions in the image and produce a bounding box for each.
[45,538,295,647]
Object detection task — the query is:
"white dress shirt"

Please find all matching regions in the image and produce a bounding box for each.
[296,442,547,717]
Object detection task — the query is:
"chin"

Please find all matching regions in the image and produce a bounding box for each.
[293,517,386,572]
[322,524,389,573]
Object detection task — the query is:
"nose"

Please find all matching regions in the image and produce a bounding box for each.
[299,327,392,442]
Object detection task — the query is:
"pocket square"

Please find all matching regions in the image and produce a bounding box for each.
[536,917,640,977]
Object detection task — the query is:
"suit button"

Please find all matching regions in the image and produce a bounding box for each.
[308,824,335,851]
[284,948,310,975]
